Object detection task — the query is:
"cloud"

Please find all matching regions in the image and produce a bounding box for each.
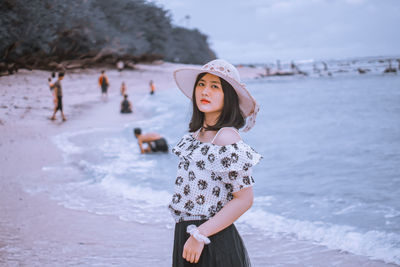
[271,1,294,10]
[344,0,365,4]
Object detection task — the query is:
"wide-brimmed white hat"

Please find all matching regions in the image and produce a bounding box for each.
[173,59,259,132]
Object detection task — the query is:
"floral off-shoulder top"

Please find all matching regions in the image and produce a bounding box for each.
[168,133,262,222]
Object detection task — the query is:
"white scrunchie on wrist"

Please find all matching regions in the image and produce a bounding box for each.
[186,225,211,244]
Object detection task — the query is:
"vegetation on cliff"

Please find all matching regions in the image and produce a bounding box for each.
[0,0,216,73]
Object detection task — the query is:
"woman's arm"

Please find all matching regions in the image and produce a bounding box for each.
[198,186,253,237]
[183,128,253,263]
[200,127,254,236]
[182,187,253,263]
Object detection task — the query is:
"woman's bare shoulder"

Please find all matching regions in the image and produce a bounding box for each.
[213,128,241,146]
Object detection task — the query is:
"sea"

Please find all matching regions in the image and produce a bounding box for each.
[39,64,400,265]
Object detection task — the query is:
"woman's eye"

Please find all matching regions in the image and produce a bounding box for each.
[197,82,205,86]
[212,85,220,89]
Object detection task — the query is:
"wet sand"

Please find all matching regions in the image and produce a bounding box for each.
[0,63,184,266]
[0,63,395,266]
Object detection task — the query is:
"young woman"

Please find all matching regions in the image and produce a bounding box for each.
[169,59,262,266]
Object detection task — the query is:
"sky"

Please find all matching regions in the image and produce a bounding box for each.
[149,0,400,64]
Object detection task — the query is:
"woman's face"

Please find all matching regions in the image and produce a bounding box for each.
[195,73,224,115]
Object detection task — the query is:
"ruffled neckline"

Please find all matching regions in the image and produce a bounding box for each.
[188,133,244,147]
[172,133,262,172]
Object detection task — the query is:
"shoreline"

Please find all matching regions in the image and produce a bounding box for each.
[0,63,397,266]
[0,64,180,265]
[0,62,192,265]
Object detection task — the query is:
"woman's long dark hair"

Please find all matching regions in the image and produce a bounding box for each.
[189,72,245,132]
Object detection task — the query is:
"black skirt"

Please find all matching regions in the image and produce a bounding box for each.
[173,220,251,267]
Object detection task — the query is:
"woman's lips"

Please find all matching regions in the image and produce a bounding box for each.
[200,99,210,104]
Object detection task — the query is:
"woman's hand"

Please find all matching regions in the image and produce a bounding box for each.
[182,235,204,263]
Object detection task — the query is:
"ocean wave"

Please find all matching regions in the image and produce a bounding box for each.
[100,175,170,207]
[240,209,400,265]
[53,131,84,154]
[48,175,172,225]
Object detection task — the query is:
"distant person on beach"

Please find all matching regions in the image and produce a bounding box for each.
[49,72,67,121]
[169,59,261,266]
[48,72,57,87]
[149,80,155,95]
[120,94,132,114]
[98,70,109,100]
[117,60,124,72]
[120,82,126,96]
[133,128,168,153]
[48,71,57,106]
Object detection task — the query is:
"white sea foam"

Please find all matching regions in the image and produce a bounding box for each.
[240,209,400,265]
[254,195,275,206]
[53,132,83,154]
[332,203,362,215]
[48,176,172,226]
[100,175,170,207]
[52,128,111,155]
[383,207,400,219]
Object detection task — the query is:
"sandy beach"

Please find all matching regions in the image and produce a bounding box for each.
[0,63,184,266]
[0,63,397,266]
